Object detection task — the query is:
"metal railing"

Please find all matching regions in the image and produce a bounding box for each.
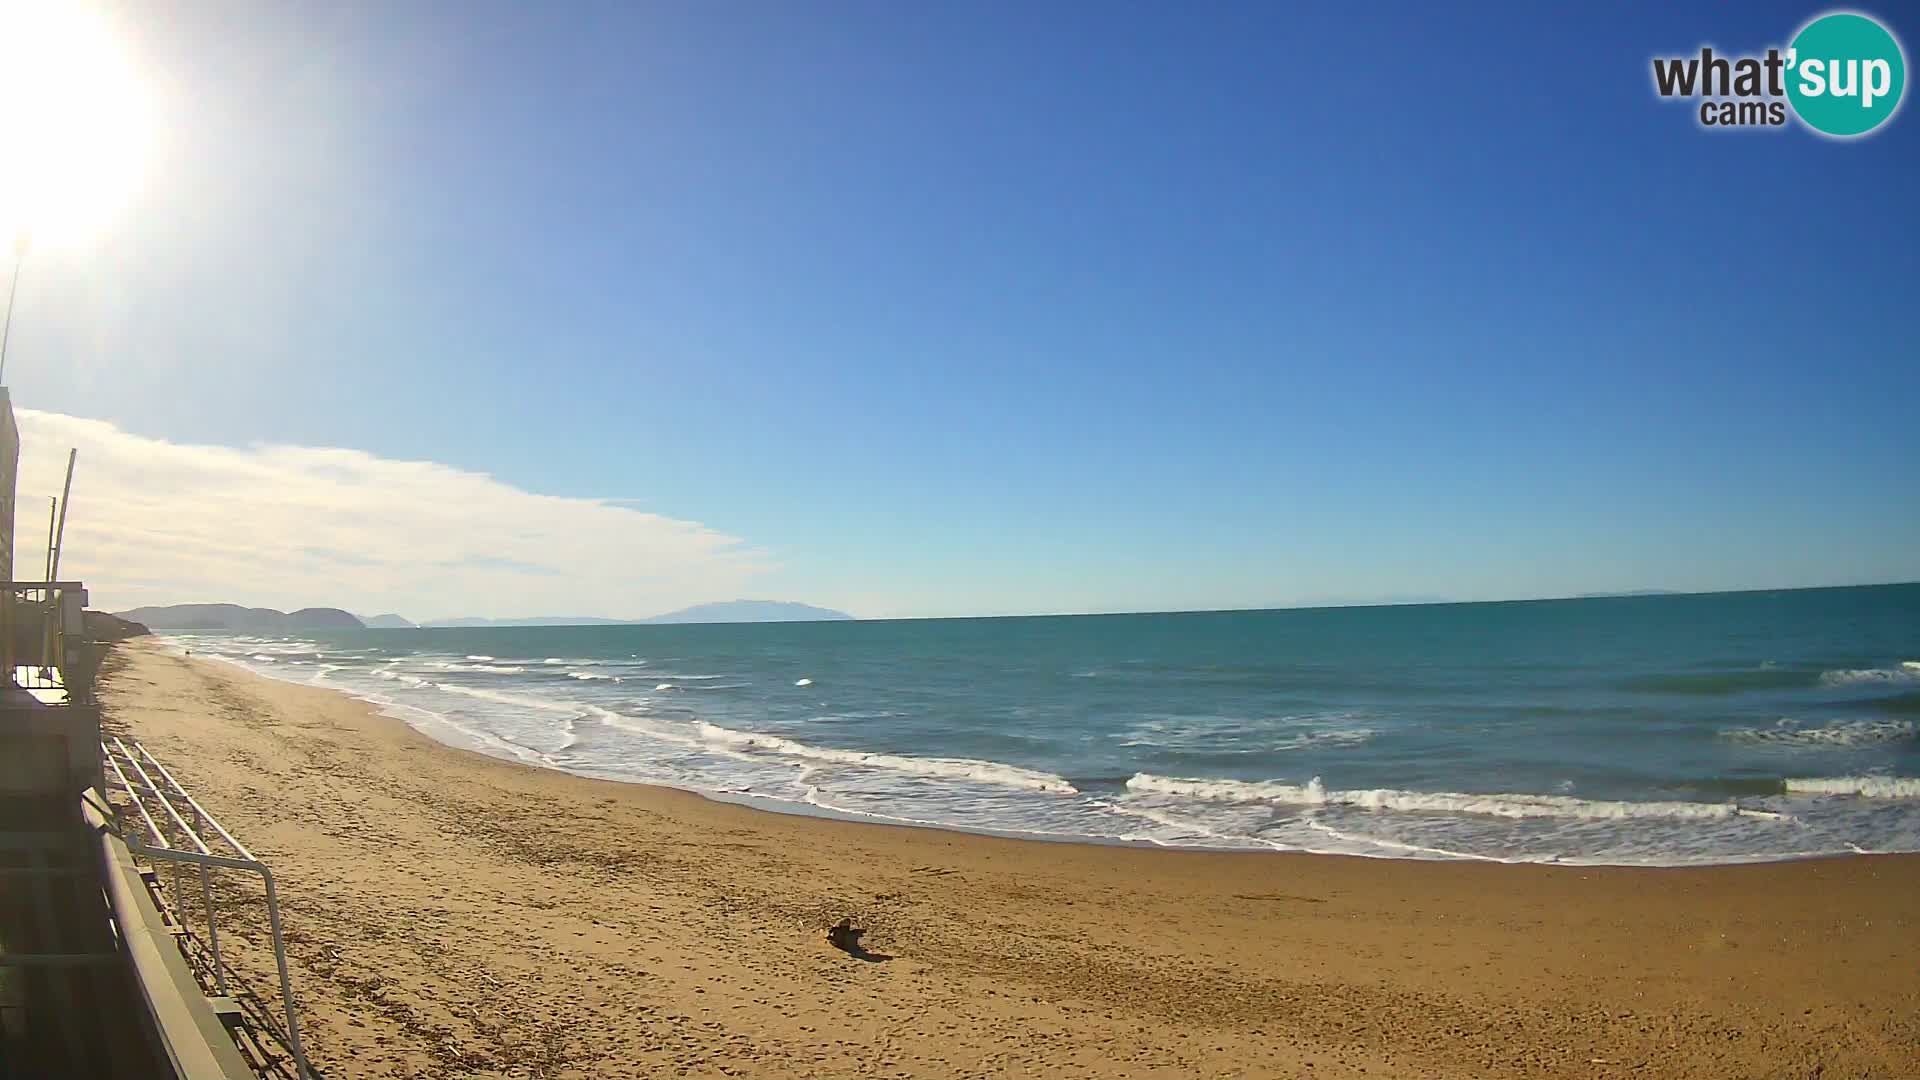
[101,737,311,1080]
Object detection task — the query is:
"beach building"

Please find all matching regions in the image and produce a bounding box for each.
[0,386,300,1079]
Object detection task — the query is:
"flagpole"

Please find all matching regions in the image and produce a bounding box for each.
[0,232,27,385]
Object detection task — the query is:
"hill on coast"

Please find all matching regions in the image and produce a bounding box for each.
[117,600,852,631]
[115,604,364,631]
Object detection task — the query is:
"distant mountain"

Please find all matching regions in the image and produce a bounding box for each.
[417,616,633,627]
[641,600,853,625]
[1573,589,1680,599]
[116,604,365,631]
[360,613,418,628]
[414,601,855,627]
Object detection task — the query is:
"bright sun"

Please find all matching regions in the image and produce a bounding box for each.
[0,2,155,252]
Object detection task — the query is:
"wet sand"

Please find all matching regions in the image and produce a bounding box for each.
[98,638,1920,1079]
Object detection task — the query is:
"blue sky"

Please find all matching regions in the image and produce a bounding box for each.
[5,1,1917,619]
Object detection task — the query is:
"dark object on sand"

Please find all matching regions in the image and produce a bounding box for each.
[826,918,865,953]
[824,918,894,961]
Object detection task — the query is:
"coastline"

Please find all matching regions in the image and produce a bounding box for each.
[163,627,1920,867]
[99,638,1920,1078]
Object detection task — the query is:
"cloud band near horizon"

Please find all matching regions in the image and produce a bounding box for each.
[12,409,776,620]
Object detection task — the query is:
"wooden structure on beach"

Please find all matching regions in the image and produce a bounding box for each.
[0,385,301,1079]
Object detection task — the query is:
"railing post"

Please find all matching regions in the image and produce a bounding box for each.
[192,802,229,995]
[259,869,310,1078]
[104,742,314,1080]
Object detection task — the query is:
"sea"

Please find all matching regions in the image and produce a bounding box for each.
[157,583,1920,866]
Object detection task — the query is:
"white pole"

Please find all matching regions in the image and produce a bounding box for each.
[48,450,74,582]
[0,233,26,385]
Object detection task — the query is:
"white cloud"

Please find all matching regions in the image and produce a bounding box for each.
[11,409,773,619]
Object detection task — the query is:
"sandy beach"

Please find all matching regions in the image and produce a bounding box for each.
[97,638,1920,1079]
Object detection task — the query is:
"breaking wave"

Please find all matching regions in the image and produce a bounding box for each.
[1785,776,1920,799]
[695,723,1079,793]
[1722,718,1917,747]
[1820,664,1920,686]
[432,681,583,714]
[1124,774,1785,821]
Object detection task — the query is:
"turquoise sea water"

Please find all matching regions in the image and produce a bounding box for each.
[162,584,1920,865]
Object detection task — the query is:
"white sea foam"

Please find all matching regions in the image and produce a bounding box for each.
[1120,727,1375,751]
[1125,774,1784,821]
[543,657,567,664]
[1723,718,1917,747]
[373,697,561,768]
[1785,776,1920,799]
[164,626,1919,866]
[433,682,582,713]
[695,723,1079,793]
[587,706,707,749]
[1819,666,1920,686]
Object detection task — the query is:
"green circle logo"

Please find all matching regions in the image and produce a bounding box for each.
[1787,12,1907,137]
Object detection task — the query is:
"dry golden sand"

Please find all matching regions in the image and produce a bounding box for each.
[98,639,1919,1079]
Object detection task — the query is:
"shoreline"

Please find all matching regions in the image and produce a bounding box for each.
[165,637,1912,868]
[99,638,1920,1078]
[143,642,1915,865]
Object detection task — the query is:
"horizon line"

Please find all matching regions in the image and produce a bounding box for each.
[115,580,1919,627]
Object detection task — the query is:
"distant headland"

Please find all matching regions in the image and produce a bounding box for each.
[115,599,855,631]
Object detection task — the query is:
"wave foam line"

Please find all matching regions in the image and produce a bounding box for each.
[1785,776,1920,798]
[367,696,562,769]
[1118,727,1375,751]
[432,681,588,714]
[1125,774,1788,821]
[589,707,709,750]
[694,723,1078,793]
[1722,718,1917,747]
[1820,665,1920,686]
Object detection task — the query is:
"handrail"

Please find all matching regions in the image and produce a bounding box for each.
[100,739,312,1080]
[111,736,229,996]
[136,743,260,862]
[104,746,170,848]
[81,792,257,1080]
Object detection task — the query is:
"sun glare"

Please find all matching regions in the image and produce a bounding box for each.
[0,2,156,252]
